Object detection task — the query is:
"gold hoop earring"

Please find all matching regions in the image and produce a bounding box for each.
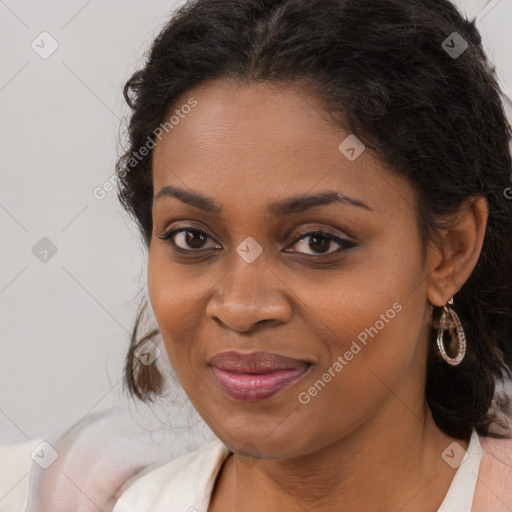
[436,297,466,366]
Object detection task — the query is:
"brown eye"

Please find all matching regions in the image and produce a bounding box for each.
[286,230,356,256]
[157,228,219,251]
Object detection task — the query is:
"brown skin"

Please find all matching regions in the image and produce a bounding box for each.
[148,78,488,511]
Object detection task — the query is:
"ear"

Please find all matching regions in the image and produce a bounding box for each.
[426,196,488,307]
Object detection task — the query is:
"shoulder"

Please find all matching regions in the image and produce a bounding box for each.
[0,438,43,512]
[112,438,230,512]
[478,433,512,475]
[479,433,512,461]
[472,434,512,512]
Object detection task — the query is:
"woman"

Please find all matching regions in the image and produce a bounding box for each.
[3,0,512,510]
[109,0,512,509]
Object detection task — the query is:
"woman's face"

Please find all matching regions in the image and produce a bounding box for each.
[148,78,435,458]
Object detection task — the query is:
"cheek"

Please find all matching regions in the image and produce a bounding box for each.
[293,254,414,355]
[292,236,426,385]
[147,249,177,332]
[294,274,411,401]
[146,246,216,377]
[287,291,424,453]
[147,248,190,366]
[147,244,204,327]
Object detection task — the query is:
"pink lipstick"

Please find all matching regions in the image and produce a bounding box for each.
[208,350,311,401]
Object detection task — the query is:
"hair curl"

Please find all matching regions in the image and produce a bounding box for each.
[115,0,512,440]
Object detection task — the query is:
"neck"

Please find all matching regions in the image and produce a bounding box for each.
[211,399,470,512]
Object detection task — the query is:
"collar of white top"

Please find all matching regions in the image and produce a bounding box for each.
[112,428,482,512]
[437,427,482,512]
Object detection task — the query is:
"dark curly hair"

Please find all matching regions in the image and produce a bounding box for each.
[115,0,512,440]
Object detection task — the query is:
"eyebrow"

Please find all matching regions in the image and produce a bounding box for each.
[154,185,373,215]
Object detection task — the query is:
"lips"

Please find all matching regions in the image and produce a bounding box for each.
[208,350,312,401]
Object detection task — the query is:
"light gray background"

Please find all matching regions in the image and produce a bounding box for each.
[1,0,511,444]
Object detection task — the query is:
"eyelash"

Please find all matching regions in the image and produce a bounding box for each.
[156,226,357,258]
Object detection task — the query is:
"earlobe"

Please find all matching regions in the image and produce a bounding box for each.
[425,196,488,308]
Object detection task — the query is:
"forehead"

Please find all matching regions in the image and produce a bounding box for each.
[151,78,416,217]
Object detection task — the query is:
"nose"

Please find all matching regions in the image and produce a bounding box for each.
[205,251,292,333]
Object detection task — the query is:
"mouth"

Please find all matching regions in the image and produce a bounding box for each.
[208,350,312,402]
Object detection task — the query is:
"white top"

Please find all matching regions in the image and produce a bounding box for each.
[0,427,482,511]
[112,428,483,512]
